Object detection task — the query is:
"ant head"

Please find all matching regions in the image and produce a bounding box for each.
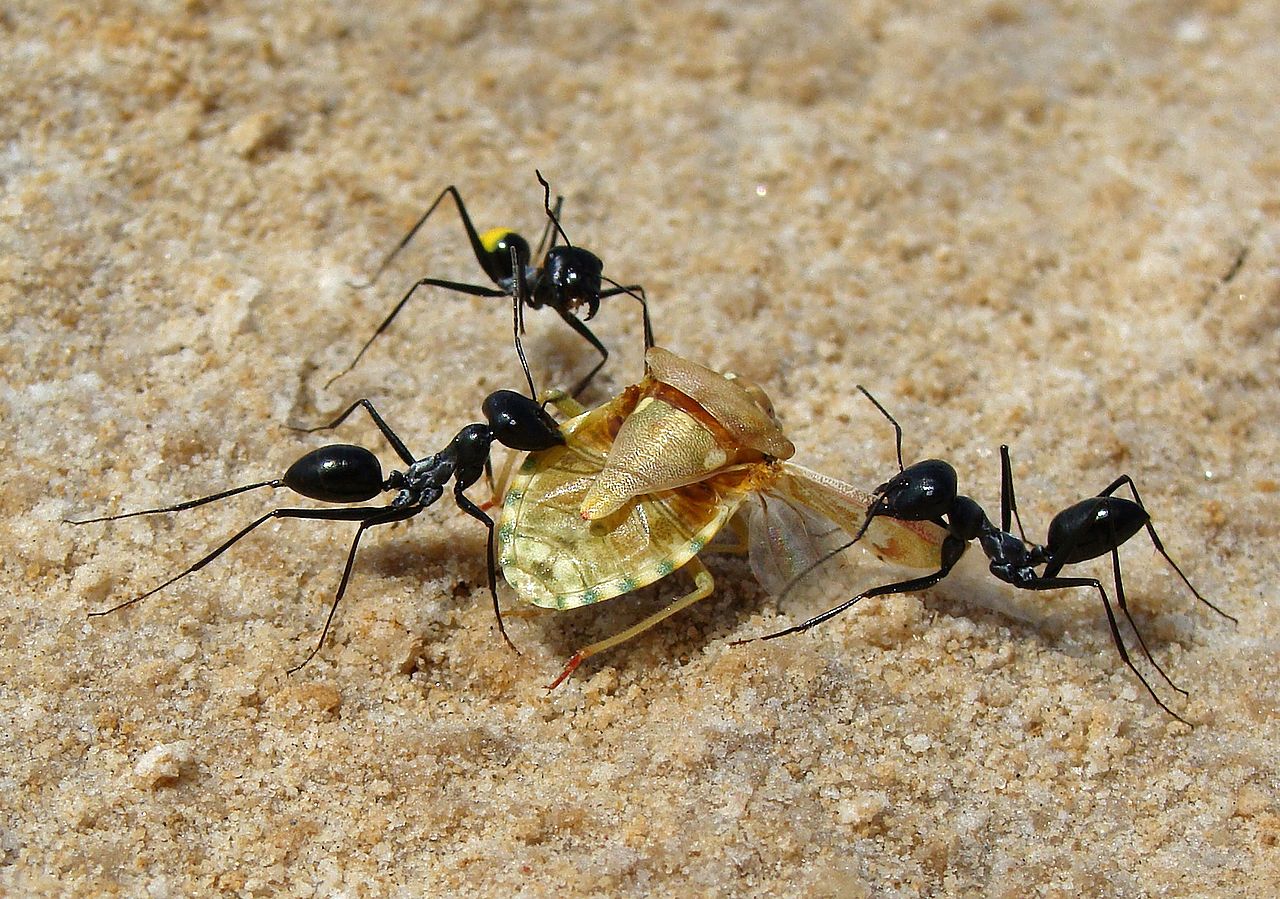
[873,459,958,522]
[283,445,386,503]
[480,227,532,282]
[543,246,604,319]
[482,390,564,451]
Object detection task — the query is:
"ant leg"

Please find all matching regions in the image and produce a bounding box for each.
[557,309,610,397]
[65,480,281,525]
[328,277,509,388]
[1096,474,1236,623]
[348,186,494,291]
[289,504,421,673]
[89,505,401,617]
[510,248,537,398]
[548,557,716,689]
[736,537,968,643]
[1015,574,1190,726]
[855,385,905,472]
[1108,543,1187,696]
[295,398,416,466]
[999,445,1030,542]
[600,281,655,348]
[451,486,519,654]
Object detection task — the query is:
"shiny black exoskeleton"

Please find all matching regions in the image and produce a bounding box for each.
[754,386,1236,725]
[335,170,653,396]
[67,390,563,671]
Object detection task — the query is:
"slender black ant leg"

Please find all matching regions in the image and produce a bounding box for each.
[346,185,498,291]
[998,445,1029,543]
[297,397,416,464]
[288,503,422,673]
[510,244,538,399]
[561,313,614,398]
[601,279,655,349]
[742,536,971,644]
[531,193,564,261]
[1006,570,1190,726]
[67,481,282,524]
[326,276,509,389]
[535,170,656,371]
[86,502,400,621]
[1091,473,1237,623]
[448,483,506,647]
[1001,448,1186,700]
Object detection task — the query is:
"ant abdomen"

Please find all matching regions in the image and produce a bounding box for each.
[1046,496,1149,565]
[282,445,385,503]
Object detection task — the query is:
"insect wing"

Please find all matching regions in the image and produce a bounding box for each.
[776,462,945,570]
[744,492,852,597]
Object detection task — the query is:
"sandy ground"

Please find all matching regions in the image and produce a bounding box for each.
[3,1,1278,896]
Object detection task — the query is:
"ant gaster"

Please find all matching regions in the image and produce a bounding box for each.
[332,170,653,396]
[748,386,1236,725]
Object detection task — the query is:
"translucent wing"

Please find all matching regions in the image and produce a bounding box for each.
[744,491,850,596]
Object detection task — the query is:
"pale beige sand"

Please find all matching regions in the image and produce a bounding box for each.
[3,2,1278,896]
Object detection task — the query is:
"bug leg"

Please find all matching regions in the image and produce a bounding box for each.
[1096,474,1236,623]
[532,193,565,260]
[1108,543,1187,697]
[1014,574,1191,727]
[510,249,537,398]
[65,480,282,524]
[547,558,716,689]
[538,388,588,419]
[535,170,575,250]
[327,278,509,388]
[999,445,1030,543]
[288,504,421,673]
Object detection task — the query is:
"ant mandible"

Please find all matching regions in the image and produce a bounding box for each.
[745,386,1236,725]
[332,170,654,396]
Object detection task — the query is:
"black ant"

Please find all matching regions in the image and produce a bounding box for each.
[67,314,565,672]
[743,386,1236,725]
[332,170,653,396]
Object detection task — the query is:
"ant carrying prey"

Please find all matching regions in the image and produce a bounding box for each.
[67,257,566,671]
[333,170,654,396]
[740,386,1236,725]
